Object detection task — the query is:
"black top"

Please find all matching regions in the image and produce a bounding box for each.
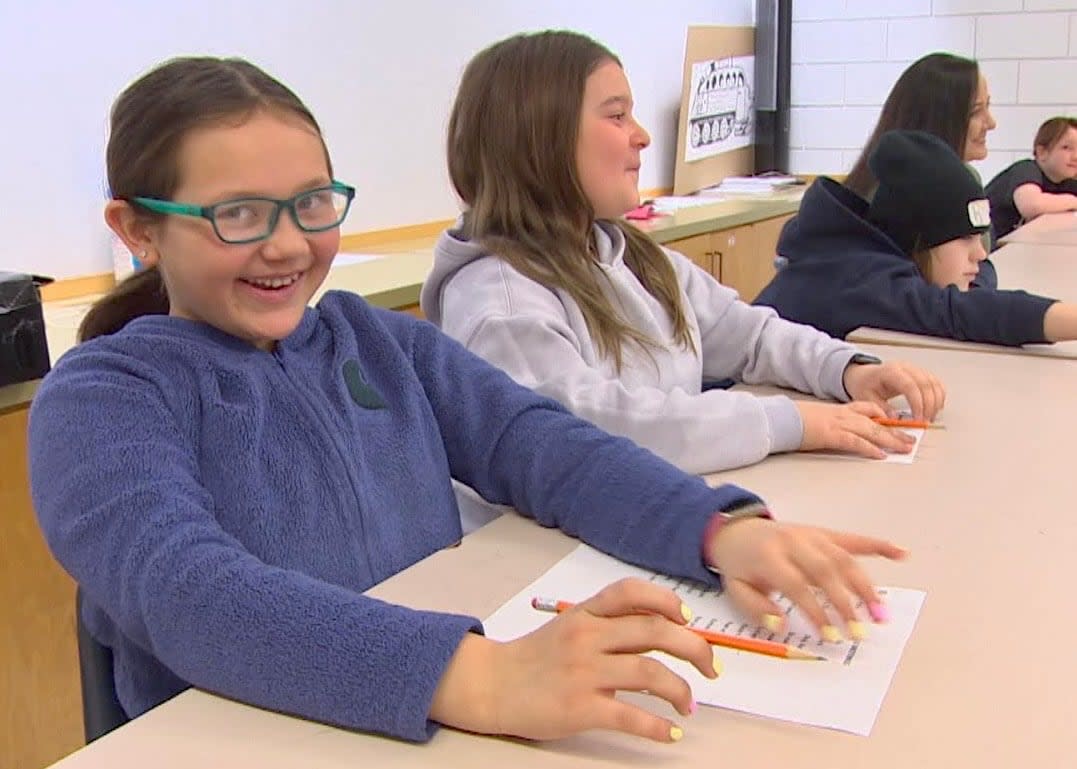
[986,159,1077,241]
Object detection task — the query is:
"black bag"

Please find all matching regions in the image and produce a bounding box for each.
[0,271,52,387]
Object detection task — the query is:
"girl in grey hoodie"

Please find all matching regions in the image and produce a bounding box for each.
[422,30,945,481]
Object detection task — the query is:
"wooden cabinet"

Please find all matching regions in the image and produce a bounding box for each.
[710,224,757,299]
[664,213,793,302]
[0,405,83,769]
[722,214,790,302]
[665,232,720,279]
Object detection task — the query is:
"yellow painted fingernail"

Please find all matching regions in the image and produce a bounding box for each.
[763,613,783,632]
[669,725,684,742]
[680,603,693,623]
[847,621,868,641]
[822,625,843,643]
[712,651,724,676]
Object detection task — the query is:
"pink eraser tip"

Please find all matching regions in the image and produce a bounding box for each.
[868,602,890,623]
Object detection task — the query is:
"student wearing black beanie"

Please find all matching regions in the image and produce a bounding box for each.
[755,130,1077,347]
[867,130,991,291]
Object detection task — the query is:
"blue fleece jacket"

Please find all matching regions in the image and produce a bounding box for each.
[754,178,1056,346]
[28,291,759,742]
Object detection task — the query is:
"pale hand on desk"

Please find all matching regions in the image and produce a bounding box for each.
[1043,302,1077,342]
[841,360,946,421]
[796,400,915,459]
[707,517,909,635]
[430,579,717,743]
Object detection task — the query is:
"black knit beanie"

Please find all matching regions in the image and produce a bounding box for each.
[867,130,991,256]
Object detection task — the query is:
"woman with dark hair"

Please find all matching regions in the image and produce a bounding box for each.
[842,53,999,287]
[986,116,1077,240]
[845,53,995,197]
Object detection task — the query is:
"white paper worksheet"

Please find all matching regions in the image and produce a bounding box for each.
[817,409,927,465]
[483,545,925,736]
[864,422,923,464]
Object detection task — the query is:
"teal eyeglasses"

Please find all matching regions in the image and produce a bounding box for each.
[131,181,356,245]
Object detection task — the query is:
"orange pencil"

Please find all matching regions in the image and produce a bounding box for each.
[871,416,944,430]
[530,597,824,661]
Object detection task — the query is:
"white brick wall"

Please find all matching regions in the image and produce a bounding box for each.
[792,20,888,63]
[792,0,847,21]
[791,64,845,105]
[934,0,1022,14]
[1024,0,1077,10]
[887,17,977,59]
[976,13,1070,57]
[1019,60,1077,102]
[789,1,1077,183]
[845,0,932,18]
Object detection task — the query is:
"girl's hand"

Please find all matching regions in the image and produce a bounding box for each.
[842,360,946,421]
[431,578,719,742]
[797,400,915,460]
[706,517,908,639]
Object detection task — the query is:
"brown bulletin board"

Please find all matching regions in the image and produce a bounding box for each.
[673,25,756,195]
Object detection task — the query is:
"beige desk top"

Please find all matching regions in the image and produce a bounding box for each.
[634,189,803,243]
[999,211,1077,246]
[992,241,1077,303]
[314,249,433,309]
[847,326,1077,360]
[46,343,1077,768]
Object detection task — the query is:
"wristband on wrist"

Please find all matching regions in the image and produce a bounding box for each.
[702,501,773,573]
[842,352,883,399]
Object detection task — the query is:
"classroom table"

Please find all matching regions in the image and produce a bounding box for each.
[998,211,1077,246]
[44,343,1077,769]
[847,326,1077,359]
[992,240,1077,303]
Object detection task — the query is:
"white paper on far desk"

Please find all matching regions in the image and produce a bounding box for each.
[483,545,925,736]
[650,195,725,212]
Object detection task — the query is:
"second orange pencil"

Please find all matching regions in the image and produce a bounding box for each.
[530,597,824,661]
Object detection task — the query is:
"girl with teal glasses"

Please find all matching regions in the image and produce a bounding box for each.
[29,55,905,746]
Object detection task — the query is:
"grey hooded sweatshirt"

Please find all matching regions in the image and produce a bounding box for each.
[421,219,861,476]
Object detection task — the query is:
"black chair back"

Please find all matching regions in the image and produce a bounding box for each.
[74,587,130,742]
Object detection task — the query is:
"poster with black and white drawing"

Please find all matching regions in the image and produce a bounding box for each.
[684,55,754,163]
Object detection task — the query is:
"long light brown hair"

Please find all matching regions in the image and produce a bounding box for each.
[79,57,331,342]
[446,30,694,370]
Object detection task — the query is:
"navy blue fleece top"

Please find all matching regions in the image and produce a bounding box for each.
[28,291,758,742]
[755,178,1056,346]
